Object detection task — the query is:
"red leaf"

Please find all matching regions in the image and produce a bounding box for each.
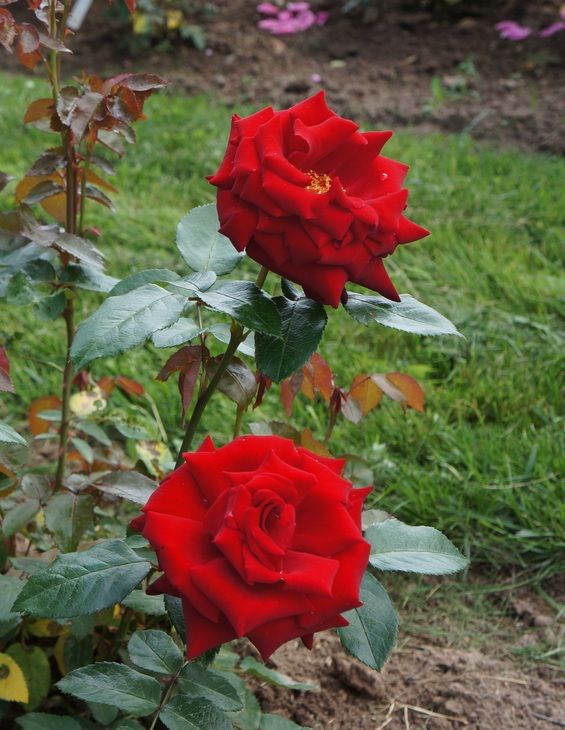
[302,352,333,402]
[16,23,42,68]
[116,376,145,398]
[104,73,168,93]
[97,376,116,396]
[280,371,303,417]
[300,428,331,457]
[179,359,201,417]
[348,374,383,415]
[340,393,364,424]
[122,0,136,13]
[0,8,16,52]
[28,395,61,435]
[386,372,425,412]
[23,97,54,124]
[156,345,203,382]
[253,373,272,410]
[0,347,14,393]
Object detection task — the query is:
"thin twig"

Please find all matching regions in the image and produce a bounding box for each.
[531,713,565,728]
[397,703,468,724]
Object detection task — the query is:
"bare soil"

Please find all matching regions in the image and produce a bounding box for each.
[65,0,565,155]
[252,579,565,729]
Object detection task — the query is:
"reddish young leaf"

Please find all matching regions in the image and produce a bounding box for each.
[0,347,14,393]
[115,376,145,398]
[122,0,136,13]
[300,428,331,457]
[69,91,104,141]
[28,395,61,435]
[386,372,425,412]
[41,192,67,223]
[370,373,406,405]
[348,374,383,416]
[178,360,201,417]
[15,173,63,204]
[302,352,333,402]
[280,370,304,417]
[0,8,16,52]
[37,32,71,53]
[340,393,364,424]
[105,73,169,93]
[26,148,65,176]
[84,168,118,194]
[23,97,54,124]
[156,345,203,382]
[253,373,272,410]
[73,371,91,391]
[15,23,42,68]
[97,376,116,396]
[0,171,12,192]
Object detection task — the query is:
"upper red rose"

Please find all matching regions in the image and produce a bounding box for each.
[208,91,429,308]
[131,435,371,660]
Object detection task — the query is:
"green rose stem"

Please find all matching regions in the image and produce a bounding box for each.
[148,661,188,730]
[233,405,244,439]
[175,320,245,467]
[174,266,270,467]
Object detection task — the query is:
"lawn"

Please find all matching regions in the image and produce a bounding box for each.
[1,71,563,578]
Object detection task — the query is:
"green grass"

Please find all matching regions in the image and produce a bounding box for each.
[1,71,563,577]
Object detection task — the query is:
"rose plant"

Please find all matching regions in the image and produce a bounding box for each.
[1,3,468,727]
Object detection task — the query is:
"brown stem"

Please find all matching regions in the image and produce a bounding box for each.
[54,298,75,490]
[323,408,338,447]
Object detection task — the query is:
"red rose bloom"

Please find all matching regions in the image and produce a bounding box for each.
[131,435,371,660]
[209,91,428,308]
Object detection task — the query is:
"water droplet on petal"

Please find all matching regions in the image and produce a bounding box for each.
[379,172,389,181]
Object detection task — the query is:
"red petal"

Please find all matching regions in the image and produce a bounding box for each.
[354,257,400,302]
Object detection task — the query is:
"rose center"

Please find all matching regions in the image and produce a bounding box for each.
[306,170,332,194]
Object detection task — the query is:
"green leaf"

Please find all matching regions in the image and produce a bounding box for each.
[345,293,462,337]
[6,644,51,711]
[95,471,157,505]
[206,356,257,408]
[0,575,24,637]
[260,716,311,730]
[110,268,180,296]
[55,232,105,269]
[57,662,161,716]
[152,318,204,348]
[164,595,186,642]
[12,539,151,618]
[255,297,327,382]
[160,696,233,730]
[45,492,94,552]
[60,633,93,673]
[179,663,242,711]
[77,420,111,447]
[199,282,281,337]
[239,657,316,692]
[176,204,243,275]
[228,688,261,730]
[110,721,145,730]
[128,630,184,675]
[209,324,255,357]
[121,590,165,615]
[0,421,26,446]
[167,271,217,296]
[35,290,66,321]
[71,284,187,368]
[87,701,119,725]
[366,518,469,574]
[16,715,83,730]
[6,272,37,306]
[338,572,398,671]
[60,263,118,293]
[2,499,40,537]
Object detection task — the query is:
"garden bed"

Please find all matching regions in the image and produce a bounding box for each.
[6,0,562,154]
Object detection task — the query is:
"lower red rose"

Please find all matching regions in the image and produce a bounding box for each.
[131,435,371,660]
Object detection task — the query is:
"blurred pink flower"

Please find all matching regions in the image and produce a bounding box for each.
[257,2,279,13]
[257,1,329,34]
[495,20,532,41]
[309,72,322,83]
[539,20,565,37]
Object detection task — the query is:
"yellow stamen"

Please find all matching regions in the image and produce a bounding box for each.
[306,170,332,194]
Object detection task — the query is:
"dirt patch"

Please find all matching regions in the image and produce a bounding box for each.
[50,0,565,155]
[254,626,563,729]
